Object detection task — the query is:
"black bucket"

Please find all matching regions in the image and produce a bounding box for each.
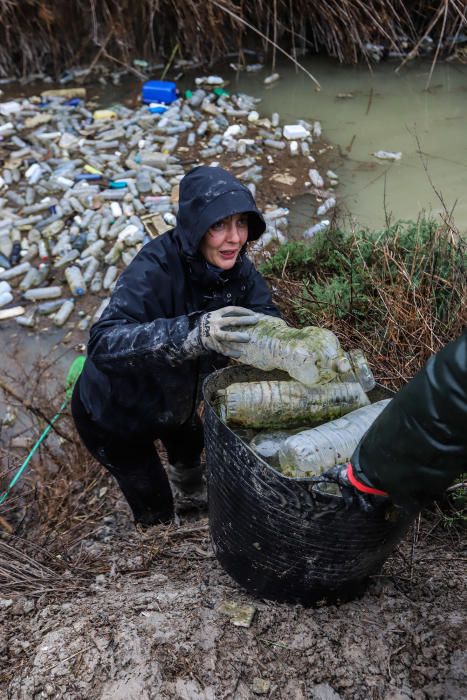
[204,365,414,606]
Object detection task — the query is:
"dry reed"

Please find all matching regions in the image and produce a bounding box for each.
[0,1,465,78]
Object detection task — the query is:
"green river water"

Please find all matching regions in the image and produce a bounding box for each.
[205,55,467,232]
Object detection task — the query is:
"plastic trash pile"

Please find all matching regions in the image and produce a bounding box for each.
[0,80,336,330]
[214,315,388,479]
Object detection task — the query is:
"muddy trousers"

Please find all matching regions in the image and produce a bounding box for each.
[71,380,204,525]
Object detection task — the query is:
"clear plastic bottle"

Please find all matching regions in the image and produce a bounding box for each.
[103,265,118,290]
[308,169,324,188]
[0,261,31,280]
[90,270,103,293]
[228,315,351,387]
[82,256,100,284]
[53,299,75,327]
[136,169,152,194]
[317,197,336,216]
[344,349,376,392]
[23,286,62,301]
[278,399,391,477]
[250,430,295,468]
[65,266,86,296]
[216,380,369,429]
[19,267,41,291]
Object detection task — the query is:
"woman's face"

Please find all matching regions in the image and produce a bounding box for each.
[199,213,249,270]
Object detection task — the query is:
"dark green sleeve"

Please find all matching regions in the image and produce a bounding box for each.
[352,331,467,510]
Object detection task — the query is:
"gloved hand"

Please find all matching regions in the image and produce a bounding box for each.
[199,306,259,357]
[317,462,388,512]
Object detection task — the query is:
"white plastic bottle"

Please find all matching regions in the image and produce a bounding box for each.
[65,266,86,296]
[0,290,13,307]
[278,399,391,477]
[228,314,351,387]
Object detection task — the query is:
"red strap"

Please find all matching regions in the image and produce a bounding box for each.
[346,463,388,497]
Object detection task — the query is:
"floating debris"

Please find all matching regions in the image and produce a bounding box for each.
[373,150,402,161]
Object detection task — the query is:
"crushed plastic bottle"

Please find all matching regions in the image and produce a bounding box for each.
[227,315,351,387]
[278,399,391,477]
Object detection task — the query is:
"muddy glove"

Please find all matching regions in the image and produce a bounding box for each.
[318,462,388,512]
[199,306,259,356]
[183,306,259,359]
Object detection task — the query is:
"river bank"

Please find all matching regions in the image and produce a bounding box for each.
[0,76,466,700]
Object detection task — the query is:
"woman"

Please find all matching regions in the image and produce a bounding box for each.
[72,166,280,525]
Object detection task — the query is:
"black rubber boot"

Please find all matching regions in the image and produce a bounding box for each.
[114,470,175,526]
[166,462,207,513]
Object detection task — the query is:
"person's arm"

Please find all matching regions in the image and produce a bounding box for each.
[352,331,467,510]
[325,332,467,511]
[242,260,281,318]
[88,248,202,374]
[88,246,262,375]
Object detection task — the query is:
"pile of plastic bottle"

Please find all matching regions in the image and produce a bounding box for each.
[0,78,338,331]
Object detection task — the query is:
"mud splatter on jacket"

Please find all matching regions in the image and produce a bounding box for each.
[79,166,280,436]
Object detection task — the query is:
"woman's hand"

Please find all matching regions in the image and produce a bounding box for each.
[199,306,259,357]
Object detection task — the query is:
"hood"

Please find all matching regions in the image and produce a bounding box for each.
[174,165,266,259]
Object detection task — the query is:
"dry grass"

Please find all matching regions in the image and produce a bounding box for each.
[0,1,465,78]
[261,218,466,390]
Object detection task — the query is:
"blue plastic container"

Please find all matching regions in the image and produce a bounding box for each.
[142,80,178,105]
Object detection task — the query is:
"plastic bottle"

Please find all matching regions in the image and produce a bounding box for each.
[308,169,324,188]
[19,267,41,291]
[90,270,103,293]
[303,221,330,239]
[0,261,31,280]
[227,314,351,387]
[278,399,391,477]
[136,169,152,194]
[344,349,376,392]
[103,265,118,290]
[216,380,370,429]
[249,430,296,469]
[23,286,62,301]
[36,299,66,315]
[53,299,75,327]
[317,197,336,216]
[54,249,80,268]
[82,256,100,284]
[264,139,286,150]
[0,290,13,307]
[0,280,11,295]
[65,266,87,296]
[264,73,280,85]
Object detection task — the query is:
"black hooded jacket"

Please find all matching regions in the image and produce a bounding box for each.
[353,330,467,509]
[78,166,280,436]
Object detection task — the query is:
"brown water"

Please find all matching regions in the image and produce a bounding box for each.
[209,55,467,231]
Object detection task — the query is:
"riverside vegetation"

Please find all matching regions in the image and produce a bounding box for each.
[260,217,466,391]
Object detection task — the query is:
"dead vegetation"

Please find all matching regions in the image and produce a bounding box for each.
[260,217,466,391]
[0,1,466,78]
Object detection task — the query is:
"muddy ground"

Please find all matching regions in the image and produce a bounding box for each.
[1,478,466,700]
